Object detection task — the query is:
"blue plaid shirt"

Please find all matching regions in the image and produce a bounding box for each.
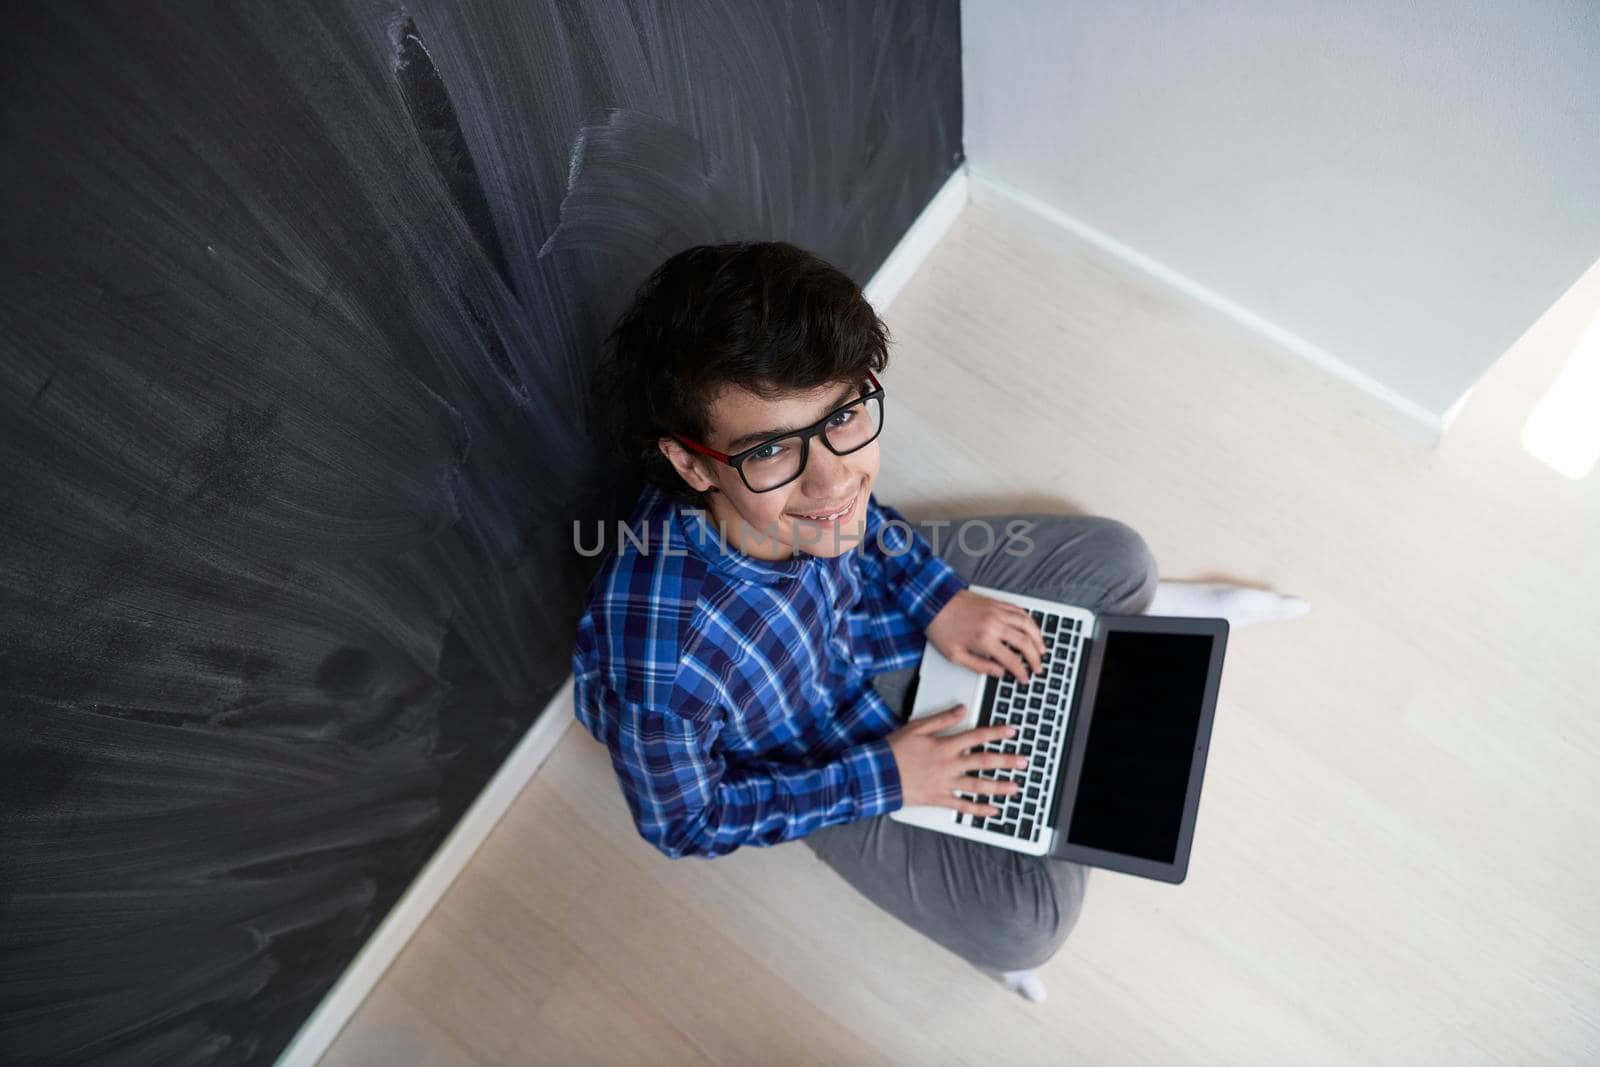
[572,484,969,858]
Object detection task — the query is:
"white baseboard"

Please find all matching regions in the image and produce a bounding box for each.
[864,164,970,315]
[966,169,1446,448]
[275,678,576,1067]
[275,173,968,1067]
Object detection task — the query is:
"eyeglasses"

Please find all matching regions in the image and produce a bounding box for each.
[670,372,885,493]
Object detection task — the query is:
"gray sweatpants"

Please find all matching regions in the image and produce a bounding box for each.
[802,512,1160,975]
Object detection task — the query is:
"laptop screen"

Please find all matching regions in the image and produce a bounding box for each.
[1065,630,1217,864]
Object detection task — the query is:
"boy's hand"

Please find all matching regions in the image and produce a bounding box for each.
[925,589,1045,684]
[886,705,1028,816]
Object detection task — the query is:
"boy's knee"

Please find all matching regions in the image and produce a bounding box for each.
[1069,516,1159,614]
[981,902,1073,972]
[1094,517,1158,582]
[972,864,1088,972]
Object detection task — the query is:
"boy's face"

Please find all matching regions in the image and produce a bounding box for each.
[659,377,880,561]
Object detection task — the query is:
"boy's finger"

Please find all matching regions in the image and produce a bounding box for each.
[991,642,1030,684]
[950,649,1003,679]
[948,797,1001,817]
[999,606,1047,661]
[956,723,1015,745]
[1006,624,1042,675]
[968,776,1023,796]
[916,704,966,732]
[967,752,1029,774]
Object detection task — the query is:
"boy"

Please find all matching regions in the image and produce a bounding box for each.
[572,241,1303,1001]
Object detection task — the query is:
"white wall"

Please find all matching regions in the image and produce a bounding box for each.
[962,1,1600,423]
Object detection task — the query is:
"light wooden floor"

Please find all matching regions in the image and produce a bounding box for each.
[321,200,1600,1066]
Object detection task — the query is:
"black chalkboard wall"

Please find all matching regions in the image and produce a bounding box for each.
[0,1,961,1063]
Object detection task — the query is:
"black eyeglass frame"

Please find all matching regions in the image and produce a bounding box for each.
[669,371,885,494]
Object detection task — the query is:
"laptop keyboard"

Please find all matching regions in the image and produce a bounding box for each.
[954,609,1084,844]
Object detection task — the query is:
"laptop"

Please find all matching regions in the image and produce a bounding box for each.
[889,584,1228,884]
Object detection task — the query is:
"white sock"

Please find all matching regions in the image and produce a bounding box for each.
[1144,580,1311,628]
[1001,968,1048,1003]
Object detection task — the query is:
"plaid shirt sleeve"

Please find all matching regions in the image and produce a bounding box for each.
[850,495,970,675]
[574,629,903,860]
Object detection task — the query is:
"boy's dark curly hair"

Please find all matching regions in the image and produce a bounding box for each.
[590,241,890,509]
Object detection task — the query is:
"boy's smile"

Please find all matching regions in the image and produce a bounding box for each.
[659,377,880,562]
